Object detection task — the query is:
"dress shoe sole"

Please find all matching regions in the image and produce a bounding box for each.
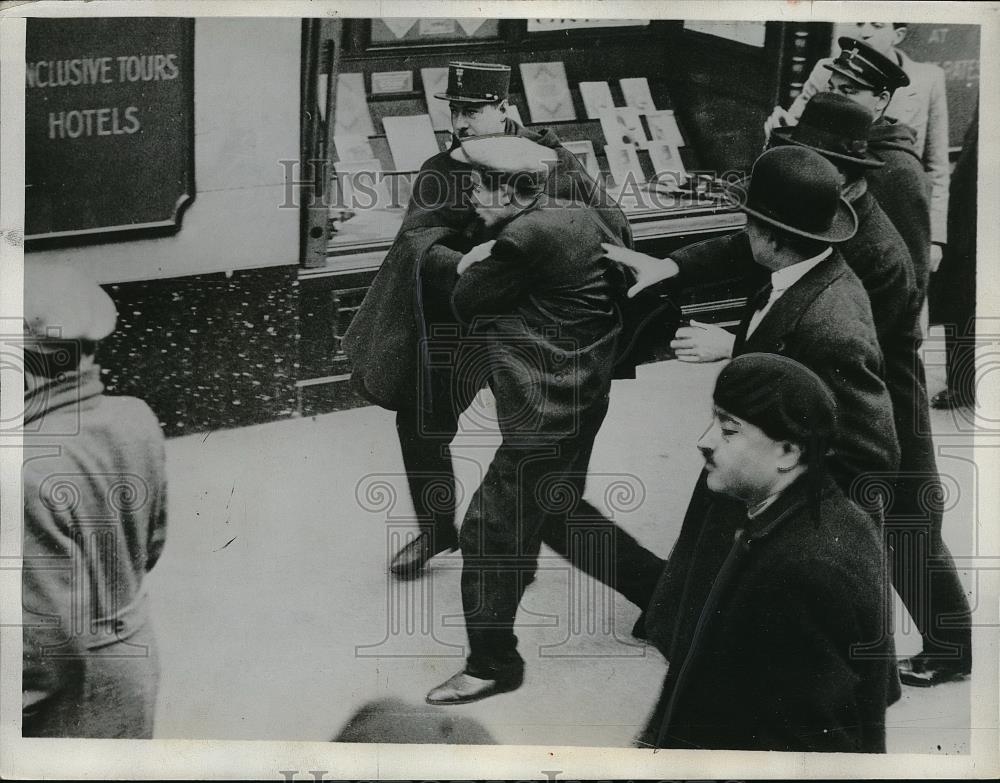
[899,670,970,688]
[425,678,523,706]
[389,543,459,579]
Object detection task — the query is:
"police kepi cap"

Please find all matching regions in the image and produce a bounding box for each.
[727,146,858,242]
[771,92,884,169]
[23,262,117,353]
[713,352,838,448]
[824,36,910,93]
[450,134,557,188]
[435,61,511,104]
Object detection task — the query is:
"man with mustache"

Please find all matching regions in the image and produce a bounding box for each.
[640,353,898,752]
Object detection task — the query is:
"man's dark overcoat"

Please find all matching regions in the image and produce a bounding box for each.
[644,251,900,668]
[343,120,631,412]
[638,474,898,753]
[867,117,933,299]
[451,195,623,442]
[840,189,936,505]
[451,196,664,677]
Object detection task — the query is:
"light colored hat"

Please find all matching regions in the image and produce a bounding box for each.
[450,134,557,179]
[23,263,117,351]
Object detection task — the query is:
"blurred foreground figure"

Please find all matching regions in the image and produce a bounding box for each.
[22,264,168,738]
[640,354,897,752]
[334,698,495,744]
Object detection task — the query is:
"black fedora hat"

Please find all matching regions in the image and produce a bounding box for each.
[824,36,910,94]
[771,92,884,169]
[434,61,510,104]
[727,146,857,243]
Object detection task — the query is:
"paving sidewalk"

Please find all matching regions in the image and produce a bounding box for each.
[146,336,975,751]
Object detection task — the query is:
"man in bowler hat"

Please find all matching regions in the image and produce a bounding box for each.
[423,135,663,705]
[609,147,899,664]
[772,94,973,687]
[606,146,899,490]
[343,61,630,577]
[640,354,898,752]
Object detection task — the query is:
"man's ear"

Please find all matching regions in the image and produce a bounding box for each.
[500,183,516,206]
[497,99,509,115]
[777,440,804,473]
[874,89,892,114]
[892,26,907,47]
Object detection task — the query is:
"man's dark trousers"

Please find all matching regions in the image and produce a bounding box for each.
[459,393,664,681]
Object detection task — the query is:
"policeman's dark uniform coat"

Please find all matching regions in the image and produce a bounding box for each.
[867,118,933,299]
[450,193,663,681]
[640,474,898,752]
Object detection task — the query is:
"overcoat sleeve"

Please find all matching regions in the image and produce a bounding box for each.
[805,328,901,484]
[923,66,951,244]
[451,234,531,322]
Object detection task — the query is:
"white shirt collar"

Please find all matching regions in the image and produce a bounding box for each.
[770,246,832,293]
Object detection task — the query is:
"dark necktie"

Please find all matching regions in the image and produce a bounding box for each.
[750,282,773,313]
[735,282,774,352]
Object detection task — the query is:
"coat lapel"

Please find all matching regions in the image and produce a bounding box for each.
[736,252,849,355]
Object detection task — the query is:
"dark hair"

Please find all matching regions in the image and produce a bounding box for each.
[769,226,829,257]
[893,23,907,29]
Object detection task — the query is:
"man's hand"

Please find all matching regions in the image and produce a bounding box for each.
[670,320,735,363]
[457,240,496,275]
[763,106,796,140]
[601,243,679,298]
[930,243,944,273]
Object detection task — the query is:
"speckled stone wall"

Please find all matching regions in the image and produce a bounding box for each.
[96,266,301,437]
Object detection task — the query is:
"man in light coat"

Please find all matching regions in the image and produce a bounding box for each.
[22,264,168,738]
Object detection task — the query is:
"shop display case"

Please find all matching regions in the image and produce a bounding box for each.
[295,17,833,405]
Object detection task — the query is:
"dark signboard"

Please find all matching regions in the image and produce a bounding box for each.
[25,18,195,242]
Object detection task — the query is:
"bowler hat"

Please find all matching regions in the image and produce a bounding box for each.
[435,61,510,104]
[824,36,910,94]
[771,92,884,169]
[727,147,857,243]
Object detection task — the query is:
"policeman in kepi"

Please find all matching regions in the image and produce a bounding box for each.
[343,61,630,579]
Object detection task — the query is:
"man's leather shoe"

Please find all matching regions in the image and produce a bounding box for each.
[931,389,975,410]
[425,670,523,705]
[389,531,456,578]
[898,654,971,687]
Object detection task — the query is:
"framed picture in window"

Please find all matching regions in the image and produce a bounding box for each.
[368,18,501,47]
